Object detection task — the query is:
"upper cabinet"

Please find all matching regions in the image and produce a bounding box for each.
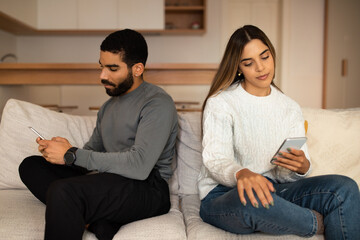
[220,0,280,52]
[0,0,205,35]
[118,0,164,30]
[37,0,163,30]
[77,0,118,30]
[0,0,37,28]
[37,0,78,29]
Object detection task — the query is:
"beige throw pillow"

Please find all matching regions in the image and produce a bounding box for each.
[303,108,360,185]
[0,99,96,189]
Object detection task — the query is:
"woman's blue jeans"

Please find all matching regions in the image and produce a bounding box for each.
[200,175,360,239]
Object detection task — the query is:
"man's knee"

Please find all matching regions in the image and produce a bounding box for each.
[19,156,33,175]
[19,156,41,181]
[46,180,76,206]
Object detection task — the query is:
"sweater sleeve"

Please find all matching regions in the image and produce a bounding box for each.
[202,98,243,187]
[82,109,105,152]
[272,104,312,182]
[74,96,177,180]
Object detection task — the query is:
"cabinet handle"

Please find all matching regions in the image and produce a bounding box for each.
[341,59,348,77]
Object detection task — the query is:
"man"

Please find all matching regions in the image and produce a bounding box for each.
[19,29,178,240]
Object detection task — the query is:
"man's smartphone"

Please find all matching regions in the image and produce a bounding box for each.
[28,126,45,140]
[270,137,307,164]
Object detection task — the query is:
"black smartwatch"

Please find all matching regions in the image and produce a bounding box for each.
[64,147,78,166]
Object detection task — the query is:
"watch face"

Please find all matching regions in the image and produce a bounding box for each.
[64,152,75,166]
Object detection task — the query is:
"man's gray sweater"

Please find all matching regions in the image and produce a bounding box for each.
[75,81,178,181]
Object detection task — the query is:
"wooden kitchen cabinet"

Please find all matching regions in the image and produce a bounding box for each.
[0,0,206,35]
[37,0,77,30]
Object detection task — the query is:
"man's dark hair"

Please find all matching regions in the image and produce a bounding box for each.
[100,29,148,67]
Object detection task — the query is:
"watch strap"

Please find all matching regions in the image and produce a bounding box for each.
[67,147,78,154]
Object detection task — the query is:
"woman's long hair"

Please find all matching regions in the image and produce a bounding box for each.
[202,25,279,114]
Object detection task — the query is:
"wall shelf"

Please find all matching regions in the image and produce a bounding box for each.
[0,63,217,85]
[165,6,205,11]
[165,0,206,32]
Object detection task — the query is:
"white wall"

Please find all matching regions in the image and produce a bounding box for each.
[0,29,17,116]
[0,30,16,58]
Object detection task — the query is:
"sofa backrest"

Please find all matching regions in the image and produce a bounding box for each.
[175,108,360,196]
[176,112,202,195]
[0,99,359,193]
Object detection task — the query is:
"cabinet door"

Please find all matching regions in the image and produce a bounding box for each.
[220,0,280,53]
[220,0,280,86]
[325,0,360,108]
[118,0,164,30]
[0,0,37,28]
[37,0,77,29]
[78,0,117,29]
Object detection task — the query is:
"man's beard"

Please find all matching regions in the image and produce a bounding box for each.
[102,72,134,97]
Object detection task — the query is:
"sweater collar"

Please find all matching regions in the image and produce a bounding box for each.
[237,83,275,100]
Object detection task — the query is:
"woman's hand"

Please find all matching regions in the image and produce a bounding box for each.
[236,168,275,208]
[272,148,310,174]
[36,137,72,165]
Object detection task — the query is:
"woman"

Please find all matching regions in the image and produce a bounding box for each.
[198,25,359,239]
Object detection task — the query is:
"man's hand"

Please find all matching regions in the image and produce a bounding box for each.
[272,148,310,174]
[236,168,275,209]
[37,137,72,165]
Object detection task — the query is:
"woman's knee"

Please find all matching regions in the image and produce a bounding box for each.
[200,198,264,235]
[325,175,359,201]
[327,175,357,190]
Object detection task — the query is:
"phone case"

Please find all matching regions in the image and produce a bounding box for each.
[270,137,307,163]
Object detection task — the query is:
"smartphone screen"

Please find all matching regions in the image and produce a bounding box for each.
[270,137,307,163]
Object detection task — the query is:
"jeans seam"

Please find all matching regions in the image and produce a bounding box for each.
[308,209,318,237]
[202,208,317,237]
[339,205,346,240]
[243,211,316,237]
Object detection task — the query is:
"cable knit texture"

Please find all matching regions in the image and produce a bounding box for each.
[198,84,311,200]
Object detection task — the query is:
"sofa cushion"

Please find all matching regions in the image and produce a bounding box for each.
[181,194,324,240]
[302,108,360,185]
[0,99,96,190]
[0,190,186,240]
[0,190,45,239]
[176,112,202,195]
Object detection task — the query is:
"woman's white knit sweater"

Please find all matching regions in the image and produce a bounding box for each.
[198,83,311,200]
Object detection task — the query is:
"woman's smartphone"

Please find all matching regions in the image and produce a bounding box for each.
[270,137,307,164]
[28,126,45,140]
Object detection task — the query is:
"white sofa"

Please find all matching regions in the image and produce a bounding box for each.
[0,99,359,239]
